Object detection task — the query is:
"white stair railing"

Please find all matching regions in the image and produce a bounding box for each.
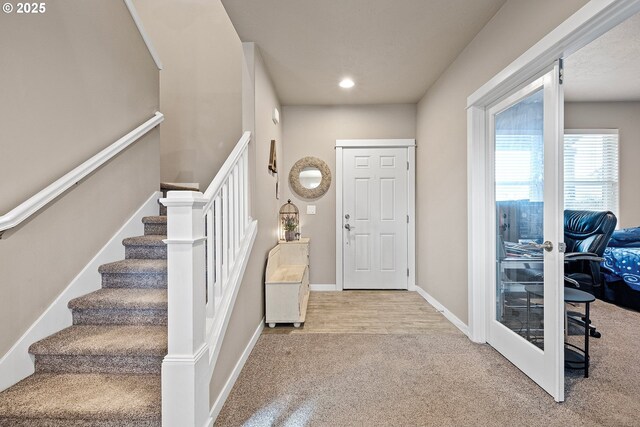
[161,132,257,427]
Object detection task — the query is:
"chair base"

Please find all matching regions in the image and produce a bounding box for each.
[568,314,601,339]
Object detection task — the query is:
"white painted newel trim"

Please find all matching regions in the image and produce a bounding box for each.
[0,112,164,236]
[162,132,255,427]
[123,0,163,70]
[0,191,162,392]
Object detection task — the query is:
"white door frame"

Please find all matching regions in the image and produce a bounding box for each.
[336,139,416,291]
[467,0,640,344]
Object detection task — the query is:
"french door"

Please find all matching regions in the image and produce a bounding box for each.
[488,63,565,401]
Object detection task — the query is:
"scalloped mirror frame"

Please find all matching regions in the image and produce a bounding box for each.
[289,156,332,199]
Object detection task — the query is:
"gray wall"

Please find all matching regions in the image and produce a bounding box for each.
[209,43,283,406]
[415,0,589,323]
[134,0,243,187]
[565,101,640,228]
[281,105,417,285]
[0,1,160,356]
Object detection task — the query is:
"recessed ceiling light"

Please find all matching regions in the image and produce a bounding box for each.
[339,78,355,89]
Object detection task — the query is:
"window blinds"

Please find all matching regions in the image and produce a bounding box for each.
[495,130,619,217]
[564,130,619,216]
[495,134,543,202]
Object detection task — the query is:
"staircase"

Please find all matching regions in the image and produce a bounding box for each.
[0,205,169,426]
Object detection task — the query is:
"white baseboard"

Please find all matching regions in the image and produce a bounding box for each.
[0,191,162,391]
[413,286,469,337]
[209,318,264,423]
[310,283,338,291]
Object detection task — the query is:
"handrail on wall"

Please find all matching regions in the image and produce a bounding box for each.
[0,112,164,238]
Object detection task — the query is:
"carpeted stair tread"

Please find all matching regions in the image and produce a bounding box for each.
[29,325,167,357]
[123,235,166,247]
[98,259,166,275]
[142,216,167,236]
[141,216,166,225]
[0,373,160,424]
[69,289,167,311]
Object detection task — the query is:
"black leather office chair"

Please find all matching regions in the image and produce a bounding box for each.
[564,210,617,338]
[564,210,617,296]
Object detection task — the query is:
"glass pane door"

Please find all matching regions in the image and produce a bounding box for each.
[488,63,564,402]
[495,88,545,348]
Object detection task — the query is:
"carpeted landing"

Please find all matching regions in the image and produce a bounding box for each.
[216,298,640,426]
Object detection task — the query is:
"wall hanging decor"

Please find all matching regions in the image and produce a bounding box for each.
[289,156,331,199]
[269,139,279,199]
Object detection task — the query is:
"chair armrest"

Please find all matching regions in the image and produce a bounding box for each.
[564,276,580,288]
[564,252,604,263]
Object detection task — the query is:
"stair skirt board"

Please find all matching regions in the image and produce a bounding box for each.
[0,191,162,392]
[210,318,264,424]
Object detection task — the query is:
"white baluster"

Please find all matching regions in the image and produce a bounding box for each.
[243,148,249,228]
[222,183,229,285]
[214,194,223,305]
[161,191,210,427]
[233,164,240,254]
[238,157,244,239]
[227,174,235,269]
[206,211,214,319]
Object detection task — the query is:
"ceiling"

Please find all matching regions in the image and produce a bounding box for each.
[222,0,506,105]
[564,12,640,102]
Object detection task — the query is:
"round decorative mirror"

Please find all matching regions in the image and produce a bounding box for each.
[289,157,331,199]
[299,167,322,189]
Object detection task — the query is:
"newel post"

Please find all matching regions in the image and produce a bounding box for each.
[161,191,210,427]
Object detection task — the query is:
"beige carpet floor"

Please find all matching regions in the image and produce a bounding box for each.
[216,294,640,427]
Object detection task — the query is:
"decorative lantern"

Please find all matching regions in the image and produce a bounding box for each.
[279,199,300,241]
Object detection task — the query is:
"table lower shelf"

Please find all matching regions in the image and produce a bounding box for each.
[565,344,587,370]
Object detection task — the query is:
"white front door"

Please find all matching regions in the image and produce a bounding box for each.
[341,147,408,289]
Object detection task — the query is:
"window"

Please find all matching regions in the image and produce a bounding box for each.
[564,130,619,216]
[495,134,543,202]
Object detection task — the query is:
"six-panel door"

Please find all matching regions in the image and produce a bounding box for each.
[342,148,408,289]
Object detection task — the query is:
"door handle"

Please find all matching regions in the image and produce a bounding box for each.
[344,224,353,231]
[527,241,554,252]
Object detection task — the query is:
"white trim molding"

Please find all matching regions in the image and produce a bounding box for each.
[335,146,344,291]
[123,0,163,70]
[413,287,469,337]
[209,318,264,424]
[310,284,338,292]
[336,139,416,148]
[0,191,162,392]
[0,112,164,237]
